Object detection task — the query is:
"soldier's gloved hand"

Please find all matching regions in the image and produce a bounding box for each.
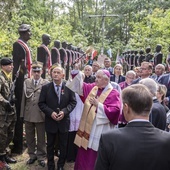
[9,98,16,106]
[4,100,11,107]
[4,101,13,112]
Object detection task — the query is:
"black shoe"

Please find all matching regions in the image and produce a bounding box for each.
[26,158,37,164]
[5,156,17,164]
[38,160,45,167]
[57,166,64,170]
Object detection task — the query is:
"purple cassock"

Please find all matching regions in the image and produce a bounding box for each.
[66,70,121,170]
[119,81,129,90]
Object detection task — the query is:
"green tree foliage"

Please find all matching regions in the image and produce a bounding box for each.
[0,0,170,61]
[129,8,170,57]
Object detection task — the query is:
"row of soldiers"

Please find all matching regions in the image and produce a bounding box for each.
[0,23,88,169]
[37,36,84,80]
[121,45,163,73]
[0,23,166,166]
[11,24,84,156]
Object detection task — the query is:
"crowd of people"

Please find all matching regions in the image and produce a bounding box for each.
[0,23,170,170]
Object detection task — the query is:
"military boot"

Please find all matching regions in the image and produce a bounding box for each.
[0,155,11,170]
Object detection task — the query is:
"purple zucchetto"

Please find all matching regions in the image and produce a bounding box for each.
[102,69,111,78]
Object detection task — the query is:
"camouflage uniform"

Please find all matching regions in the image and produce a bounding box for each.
[0,71,16,157]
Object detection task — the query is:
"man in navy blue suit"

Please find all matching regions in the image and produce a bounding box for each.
[140,78,166,130]
[151,64,165,81]
[38,65,76,170]
[95,84,170,170]
[132,61,153,84]
[158,73,170,108]
[103,57,114,75]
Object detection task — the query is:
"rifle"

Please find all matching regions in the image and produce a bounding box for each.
[72,46,93,65]
[5,65,21,121]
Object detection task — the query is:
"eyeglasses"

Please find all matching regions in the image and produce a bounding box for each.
[126,76,135,80]
[33,70,41,73]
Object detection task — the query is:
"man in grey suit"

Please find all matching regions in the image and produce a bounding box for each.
[20,61,49,167]
[95,84,170,170]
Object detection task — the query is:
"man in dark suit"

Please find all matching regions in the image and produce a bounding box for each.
[158,73,170,108]
[38,65,76,170]
[151,64,165,81]
[132,61,153,84]
[95,84,170,170]
[103,57,114,74]
[139,78,166,130]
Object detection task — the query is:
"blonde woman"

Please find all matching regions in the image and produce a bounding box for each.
[157,84,169,113]
[110,64,125,83]
[133,66,141,78]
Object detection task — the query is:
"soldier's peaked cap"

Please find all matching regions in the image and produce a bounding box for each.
[0,57,13,66]
[18,24,31,32]
[32,61,43,71]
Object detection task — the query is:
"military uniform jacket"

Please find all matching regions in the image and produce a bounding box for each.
[0,71,14,116]
[20,77,49,122]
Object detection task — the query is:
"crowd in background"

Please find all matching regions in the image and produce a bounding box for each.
[0,23,170,170]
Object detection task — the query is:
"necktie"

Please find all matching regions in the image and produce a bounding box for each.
[35,81,37,87]
[56,85,60,95]
[56,85,60,103]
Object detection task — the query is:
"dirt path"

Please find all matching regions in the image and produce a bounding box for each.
[10,148,74,170]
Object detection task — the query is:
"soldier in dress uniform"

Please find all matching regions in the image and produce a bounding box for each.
[124,51,128,73]
[138,49,145,66]
[70,45,76,67]
[12,24,32,154]
[59,41,68,70]
[126,50,131,71]
[129,50,135,70]
[20,61,49,167]
[134,50,139,67]
[145,47,153,62]
[51,40,61,65]
[154,44,163,66]
[37,34,52,79]
[0,58,17,170]
[65,44,73,80]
